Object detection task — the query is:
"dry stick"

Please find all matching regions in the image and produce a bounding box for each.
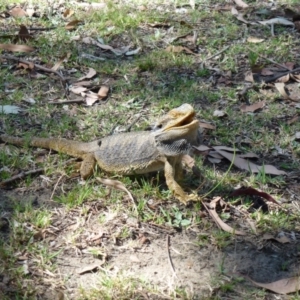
[166,235,177,277]
[48,99,84,104]
[264,66,300,83]
[0,168,44,187]
[204,46,230,62]
[0,158,77,187]
[245,46,291,72]
[2,54,67,83]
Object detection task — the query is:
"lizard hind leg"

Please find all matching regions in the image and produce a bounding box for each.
[80,153,97,179]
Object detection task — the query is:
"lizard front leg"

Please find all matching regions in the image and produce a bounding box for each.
[163,157,197,204]
[80,153,97,179]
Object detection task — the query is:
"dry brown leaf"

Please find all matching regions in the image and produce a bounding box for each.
[213,146,241,152]
[165,45,197,55]
[0,44,34,52]
[261,68,274,76]
[231,6,253,24]
[284,62,295,70]
[98,85,109,100]
[199,122,216,130]
[73,80,93,87]
[63,8,74,18]
[51,53,70,71]
[291,74,300,82]
[10,7,27,17]
[85,91,99,106]
[230,187,280,205]
[202,199,246,235]
[96,178,135,204]
[275,82,300,101]
[239,152,259,159]
[248,276,300,294]
[77,262,104,275]
[276,73,290,83]
[244,71,254,82]
[69,86,87,94]
[263,233,291,244]
[65,20,82,30]
[247,37,264,43]
[214,149,286,175]
[234,0,249,8]
[213,110,226,117]
[194,145,211,151]
[86,68,97,79]
[208,157,222,164]
[287,115,299,125]
[240,100,265,112]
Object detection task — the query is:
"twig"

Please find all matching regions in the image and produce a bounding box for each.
[204,46,230,62]
[125,114,141,132]
[48,99,84,104]
[2,54,67,83]
[50,175,65,200]
[264,66,300,83]
[0,168,44,187]
[166,235,176,276]
[0,158,77,187]
[245,46,291,71]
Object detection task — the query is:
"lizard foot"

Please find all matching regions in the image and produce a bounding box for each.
[177,193,199,205]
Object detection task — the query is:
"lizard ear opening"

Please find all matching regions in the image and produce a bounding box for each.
[98,140,102,147]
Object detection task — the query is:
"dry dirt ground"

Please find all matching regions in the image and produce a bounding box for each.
[1,186,300,299]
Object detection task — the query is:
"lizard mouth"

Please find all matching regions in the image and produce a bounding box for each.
[163,112,197,131]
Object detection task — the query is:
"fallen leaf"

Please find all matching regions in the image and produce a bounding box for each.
[295,132,300,140]
[240,100,265,112]
[287,115,299,125]
[194,145,211,151]
[244,71,254,82]
[261,68,274,76]
[263,233,291,244]
[202,199,246,235]
[98,85,109,100]
[10,7,27,17]
[0,44,35,52]
[69,86,87,94]
[0,105,22,114]
[125,47,141,56]
[234,0,249,8]
[97,178,135,205]
[208,157,222,164]
[275,82,300,101]
[63,8,74,19]
[239,152,259,159]
[199,122,216,129]
[213,146,241,152]
[77,262,104,274]
[85,91,99,106]
[259,17,295,27]
[213,110,227,117]
[230,187,280,205]
[51,53,70,71]
[165,45,197,55]
[247,276,300,294]
[247,36,264,43]
[231,7,254,24]
[214,149,286,175]
[65,20,82,30]
[276,73,290,83]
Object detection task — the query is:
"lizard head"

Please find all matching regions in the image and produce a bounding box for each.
[152,103,201,146]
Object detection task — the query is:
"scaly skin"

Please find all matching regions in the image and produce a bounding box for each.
[0,104,200,204]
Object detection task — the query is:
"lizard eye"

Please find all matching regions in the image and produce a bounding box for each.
[98,140,102,147]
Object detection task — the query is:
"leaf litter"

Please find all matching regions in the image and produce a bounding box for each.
[0,1,298,293]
